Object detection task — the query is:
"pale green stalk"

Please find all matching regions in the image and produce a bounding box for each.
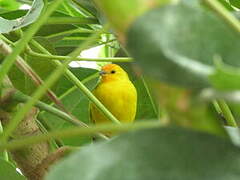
[0,121,161,151]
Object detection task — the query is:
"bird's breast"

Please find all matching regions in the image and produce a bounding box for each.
[93,80,137,123]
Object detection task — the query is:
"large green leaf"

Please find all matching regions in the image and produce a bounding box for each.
[127,0,240,89]
[0,0,44,33]
[0,158,26,180]
[46,126,240,180]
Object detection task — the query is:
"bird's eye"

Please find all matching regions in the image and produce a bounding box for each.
[111,70,116,74]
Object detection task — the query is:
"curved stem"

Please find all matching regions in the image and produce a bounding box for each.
[27,50,133,62]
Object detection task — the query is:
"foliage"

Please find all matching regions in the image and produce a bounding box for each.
[0,0,240,179]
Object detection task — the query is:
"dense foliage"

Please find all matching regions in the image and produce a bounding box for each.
[1,0,240,179]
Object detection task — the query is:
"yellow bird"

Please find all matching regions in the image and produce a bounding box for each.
[90,64,137,128]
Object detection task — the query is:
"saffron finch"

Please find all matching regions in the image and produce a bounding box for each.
[90,64,137,128]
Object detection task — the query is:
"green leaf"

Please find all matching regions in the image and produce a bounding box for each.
[0,0,44,33]
[46,126,240,180]
[118,63,158,120]
[209,61,240,90]
[36,11,95,55]
[0,158,26,180]
[57,0,85,17]
[134,78,158,120]
[0,10,28,20]
[127,0,240,89]
[229,0,240,8]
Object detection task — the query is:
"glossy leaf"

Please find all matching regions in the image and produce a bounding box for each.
[46,126,240,180]
[127,0,240,88]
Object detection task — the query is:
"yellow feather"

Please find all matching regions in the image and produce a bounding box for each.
[90,64,137,130]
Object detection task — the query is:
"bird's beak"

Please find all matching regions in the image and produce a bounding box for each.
[99,70,107,76]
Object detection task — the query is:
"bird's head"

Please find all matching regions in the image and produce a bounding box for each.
[99,64,129,82]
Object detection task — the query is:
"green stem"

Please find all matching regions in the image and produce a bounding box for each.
[0,30,105,142]
[28,50,133,62]
[203,0,240,33]
[62,0,74,16]
[215,100,237,127]
[0,0,64,86]
[45,17,98,24]
[0,35,14,46]
[0,121,161,151]
[48,72,99,106]
[45,28,97,39]
[12,91,85,127]
[0,122,8,161]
